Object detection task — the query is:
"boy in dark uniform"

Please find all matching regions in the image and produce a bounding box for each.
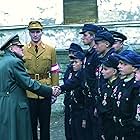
[63,43,84,140]
[131,59,140,140]
[60,51,93,140]
[94,30,115,93]
[112,50,138,140]
[96,55,120,140]
[80,24,101,139]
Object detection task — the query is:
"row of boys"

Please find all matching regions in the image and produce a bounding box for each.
[61,24,140,140]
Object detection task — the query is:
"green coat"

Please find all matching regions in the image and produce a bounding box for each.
[0,51,52,140]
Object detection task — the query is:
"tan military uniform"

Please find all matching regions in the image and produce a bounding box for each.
[23,41,59,99]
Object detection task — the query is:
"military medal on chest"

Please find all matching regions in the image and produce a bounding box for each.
[68,73,72,79]
[112,86,118,98]
[117,92,122,107]
[102,93,107,106]
[135,104,140,121]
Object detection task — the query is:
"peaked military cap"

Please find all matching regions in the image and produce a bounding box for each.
[134,62,140,69]
[79,24,100,34]
[102,55,119,69]
[69,51,85,61]
[0,34,23,51]
[66,43,84,53]
[110,31,127,42]
[95,30,115,45]
[117,50,139,65]
[129,53,140,68]
[98,26,108,31]
[28,21,43,30]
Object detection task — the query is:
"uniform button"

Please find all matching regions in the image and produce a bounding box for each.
[7,92,9,95]
[107,85,110,88]
[123,84,125,87]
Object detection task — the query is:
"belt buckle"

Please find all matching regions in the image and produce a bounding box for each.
[35,74,39,80]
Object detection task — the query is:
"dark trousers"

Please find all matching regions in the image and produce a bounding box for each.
[64,105,72,140]
[89,106,102,140]
[28,98,51,140]
[101,116,115,140]
[71,109,93,140]
[115,123,135,140]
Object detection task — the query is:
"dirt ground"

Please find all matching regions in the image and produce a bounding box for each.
[38,94,65,140]
[50,110,65,140]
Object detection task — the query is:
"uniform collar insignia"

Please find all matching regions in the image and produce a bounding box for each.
[124,74,134,82]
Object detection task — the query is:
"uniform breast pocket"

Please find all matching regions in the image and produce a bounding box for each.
[42,56,52,70]
[24,56,32,69]
[121,96,131,113]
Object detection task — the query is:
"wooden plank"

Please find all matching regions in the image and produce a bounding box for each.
[64,0,97,24]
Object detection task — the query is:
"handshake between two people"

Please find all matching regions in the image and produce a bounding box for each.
[51,86,62,104]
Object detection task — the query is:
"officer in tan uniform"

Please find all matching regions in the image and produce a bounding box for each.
[23,21,59,140]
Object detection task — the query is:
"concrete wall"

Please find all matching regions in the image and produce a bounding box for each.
[0,22,140,50]
[98,0,140,22]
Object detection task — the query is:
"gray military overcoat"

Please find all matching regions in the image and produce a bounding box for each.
[0,51,52,140]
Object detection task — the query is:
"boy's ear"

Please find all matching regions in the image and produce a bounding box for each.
[113,69,117,75]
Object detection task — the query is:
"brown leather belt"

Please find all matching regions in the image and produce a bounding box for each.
[29,73,49,80]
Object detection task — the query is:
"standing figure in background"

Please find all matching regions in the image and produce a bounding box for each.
[23,21,59,140]
[110,31,134,54]
[80,24,101,139]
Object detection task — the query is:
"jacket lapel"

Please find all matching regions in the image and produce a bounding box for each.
[36,45,46,57]
[27,42,46,57]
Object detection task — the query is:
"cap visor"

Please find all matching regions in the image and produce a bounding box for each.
[118,55,133,65]
[94,37,103,42]
[79,31,85,34]
[134,64,140,68]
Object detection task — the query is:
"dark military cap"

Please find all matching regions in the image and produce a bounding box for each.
[79,24,100,34]
[28,21,43,30]
[134,63,140,69]
[98,26,108,31]
[94,30,115,45]
[102,55,119,69]
[69,51,85,61]
[131,54,140,68]
[66,43,84,53]
[117,50,139,65]
[0,34,23,51]
[110,31,127,42]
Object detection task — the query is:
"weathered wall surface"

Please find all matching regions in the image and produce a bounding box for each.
[0,22,140,51]
[98,0,140,22]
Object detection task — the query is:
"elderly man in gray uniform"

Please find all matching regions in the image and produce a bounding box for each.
[0,34,59,140]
